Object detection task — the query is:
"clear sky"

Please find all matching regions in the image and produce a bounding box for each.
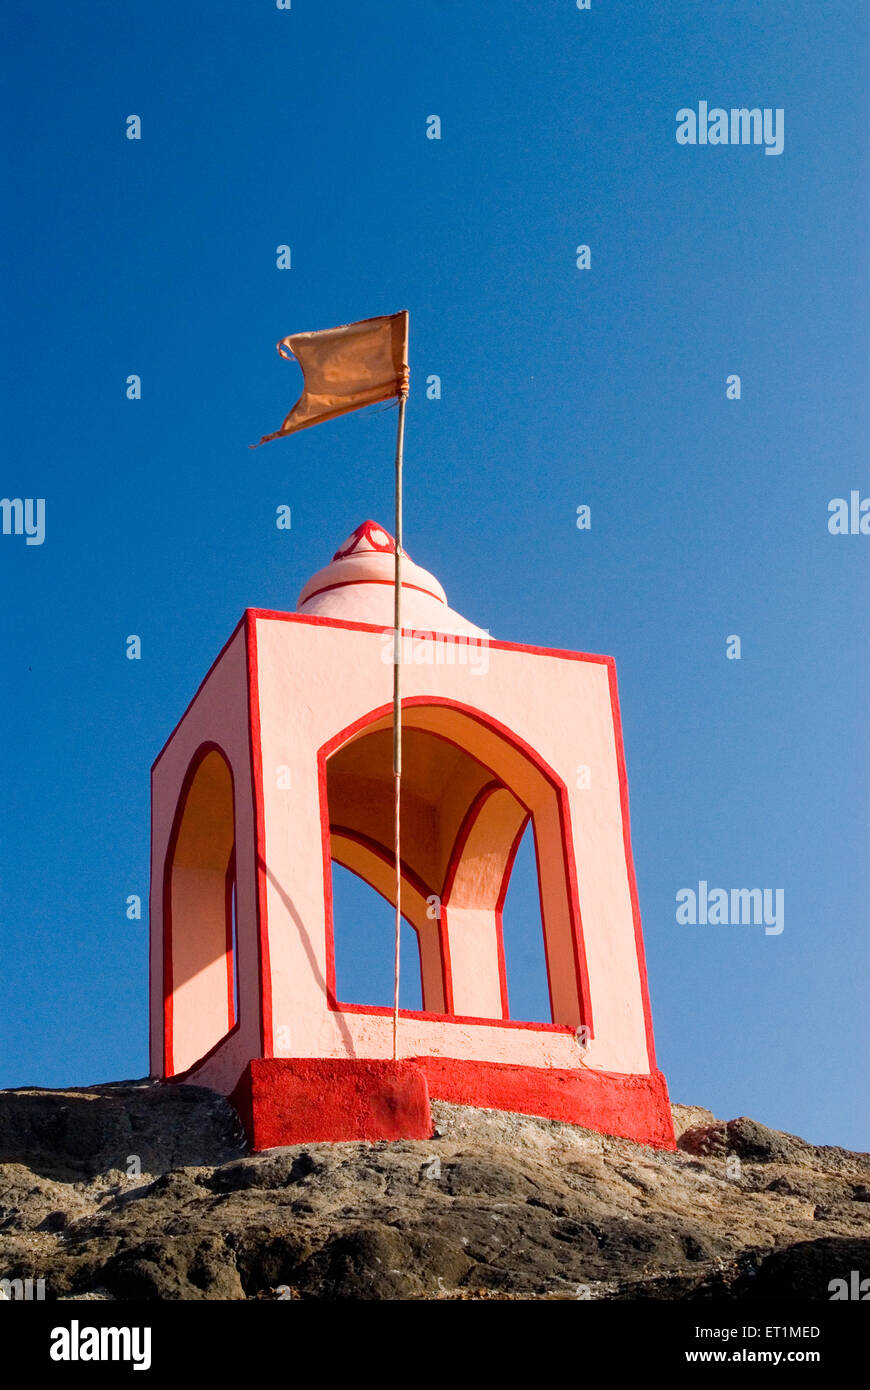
[1,1,867,1149]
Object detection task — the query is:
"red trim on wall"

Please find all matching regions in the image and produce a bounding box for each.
[248,607,612,669]
[335,999,576,1034]
[245,613,272,1058]
[606,658,658,1072]
[319,740,338,1008]
[161,740,236,1078]
[225,850,237,1029]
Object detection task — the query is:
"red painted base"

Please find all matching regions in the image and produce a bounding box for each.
[230,1057,433,1149]
[416,1056,676,1150]
[229,1056,676,1151]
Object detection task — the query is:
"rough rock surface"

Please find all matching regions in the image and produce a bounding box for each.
[0,1081,867,1300]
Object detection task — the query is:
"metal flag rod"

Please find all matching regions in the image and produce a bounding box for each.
[391,388,407,1061]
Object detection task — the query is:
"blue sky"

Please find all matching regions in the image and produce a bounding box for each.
[1,1,867,1149]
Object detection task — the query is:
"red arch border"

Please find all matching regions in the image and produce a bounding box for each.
[317,696,593,1036]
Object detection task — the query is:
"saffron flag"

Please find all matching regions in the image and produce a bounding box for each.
[252,311,409,447]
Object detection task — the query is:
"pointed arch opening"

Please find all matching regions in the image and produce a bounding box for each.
[320,698,592,1033]
[163,743,238,1075]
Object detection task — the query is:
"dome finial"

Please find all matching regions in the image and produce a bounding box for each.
[295,519,487,638]
[332,520,403,561]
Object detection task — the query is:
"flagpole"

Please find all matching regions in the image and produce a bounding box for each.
[392,389,407,1062]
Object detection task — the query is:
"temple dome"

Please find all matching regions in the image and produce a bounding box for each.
[296,520,487,637]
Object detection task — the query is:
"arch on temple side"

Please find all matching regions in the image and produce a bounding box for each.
[319,698,592,1031]
[163,743,238,1074]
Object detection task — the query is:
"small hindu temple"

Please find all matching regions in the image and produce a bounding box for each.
[149,520,674,1150]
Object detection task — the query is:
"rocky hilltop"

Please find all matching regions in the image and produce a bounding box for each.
[0,1081,867,1300]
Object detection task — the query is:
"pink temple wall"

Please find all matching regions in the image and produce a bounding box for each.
[149,609,659,1100]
